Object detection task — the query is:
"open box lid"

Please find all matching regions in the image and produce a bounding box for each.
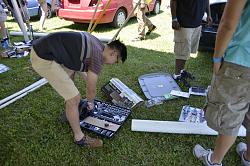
[138,72,181,100]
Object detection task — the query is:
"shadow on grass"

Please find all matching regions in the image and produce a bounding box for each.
[52,13,161,33]
[52,18,137,32]
[145,32,161,40]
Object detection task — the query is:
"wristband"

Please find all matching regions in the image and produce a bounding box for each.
[172,18,178,22]
[213,57,223,63]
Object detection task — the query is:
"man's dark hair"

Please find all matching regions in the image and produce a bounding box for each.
[108,40,127,63]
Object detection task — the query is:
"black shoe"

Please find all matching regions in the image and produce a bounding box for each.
[131,36,144,42]
[146,25,156,36]
[180,70,195,80]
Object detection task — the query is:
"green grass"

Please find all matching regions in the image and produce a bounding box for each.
[0,2,244,165]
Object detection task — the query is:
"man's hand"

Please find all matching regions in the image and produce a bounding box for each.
[207,16,213,26]
[213,62,221,74]
[140,3,146,9]
[87,101,94,110]
[172,20,180,30]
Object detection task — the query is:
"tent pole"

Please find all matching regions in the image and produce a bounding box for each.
[87,0,102,32]
[10,0,29,42]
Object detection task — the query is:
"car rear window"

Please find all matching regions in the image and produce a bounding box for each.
[68,0,80,4]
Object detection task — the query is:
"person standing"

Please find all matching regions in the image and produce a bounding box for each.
[38,0,47,31]
[51,0,59,12]
[193,0,250,165]
[132,0,156,41]
[31,31,127,147]
[170,0,212,79]
[0,0,9,49]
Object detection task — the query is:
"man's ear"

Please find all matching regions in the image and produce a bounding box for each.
[111,50,116,56]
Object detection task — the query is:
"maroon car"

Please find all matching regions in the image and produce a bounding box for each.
[58,0,161,28]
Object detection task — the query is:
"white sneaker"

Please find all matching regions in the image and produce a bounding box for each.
[193,144,222,166]
[236,142,250,166]
[172,73,181,80]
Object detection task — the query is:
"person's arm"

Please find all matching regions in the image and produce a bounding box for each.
[206,0,213,25]
[140,0,146,9]
[170,0,180,30]
[86,70,98,110]
[213,0,246,73]
[79,72,87,81]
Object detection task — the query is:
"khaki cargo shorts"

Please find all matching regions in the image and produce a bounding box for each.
[30,48,79,101]
[174,26,202,60]
[205,62,250,136]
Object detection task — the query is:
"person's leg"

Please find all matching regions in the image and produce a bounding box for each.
[0,8,8,48]
[0,22,7,39]
[51,0,59,11]
[175,59,186,75]
[236,103,250,165]
[210,135,237,164]
[0,22,9,49]
[173,28,193,75]
[144,15,153,28]
[194,62,248,165]
[65,94,84,141]
[143,6,155,31]
[190,26,202,54]
[39,3,48,31]
[137,7,146,38]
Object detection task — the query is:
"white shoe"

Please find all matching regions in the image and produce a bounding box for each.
[236,142,250,166]
[172,73,181,80]
[193,144,222,166]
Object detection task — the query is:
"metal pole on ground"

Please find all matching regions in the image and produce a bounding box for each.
[0,78,48,109]
[9,31,112,43]
[90,0,112,33]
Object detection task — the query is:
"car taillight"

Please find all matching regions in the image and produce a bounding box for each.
[89,0,101,7]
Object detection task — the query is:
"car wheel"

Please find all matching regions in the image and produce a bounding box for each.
[152,0,160,14]
[112,8,127,28]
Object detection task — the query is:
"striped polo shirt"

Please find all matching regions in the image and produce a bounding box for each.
[32,31,105,75]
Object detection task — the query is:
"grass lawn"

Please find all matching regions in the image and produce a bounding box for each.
[0,1,244,165]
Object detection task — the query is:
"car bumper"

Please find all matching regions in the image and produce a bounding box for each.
[28,7,39,17]
[58,8,116,23]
